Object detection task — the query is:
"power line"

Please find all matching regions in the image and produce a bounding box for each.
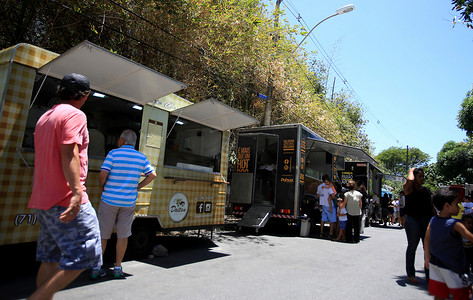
[284,0,403,147]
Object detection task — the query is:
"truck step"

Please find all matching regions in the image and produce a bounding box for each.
[238,205,273,229]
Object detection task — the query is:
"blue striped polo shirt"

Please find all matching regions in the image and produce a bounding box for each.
[100,145,154,207]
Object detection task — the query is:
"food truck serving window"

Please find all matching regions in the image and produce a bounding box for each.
[23,75,143,157]
[164,115,222,173]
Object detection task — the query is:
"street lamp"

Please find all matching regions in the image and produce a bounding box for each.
[294,4,355,52]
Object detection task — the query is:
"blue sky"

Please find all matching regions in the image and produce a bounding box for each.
[270,0,473,162]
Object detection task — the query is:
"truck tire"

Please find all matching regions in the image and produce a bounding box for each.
[129,224,156,258]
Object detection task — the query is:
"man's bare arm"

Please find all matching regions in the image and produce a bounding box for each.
[60,143,82,223]
[138,171,157,191]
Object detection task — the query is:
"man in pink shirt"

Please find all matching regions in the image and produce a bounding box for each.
[28,73,102,300]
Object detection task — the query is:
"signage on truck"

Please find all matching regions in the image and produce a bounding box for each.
[195,196,214,214]
[340,171,353,185]
[169,193,189,222]
[281,138,295,184]
[236,146,251,173]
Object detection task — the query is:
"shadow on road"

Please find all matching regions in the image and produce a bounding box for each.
[0,234,227,300]
[140,235,229,269]
[394,272,429,294]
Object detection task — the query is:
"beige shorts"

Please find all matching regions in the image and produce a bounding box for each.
[98,201,135,239]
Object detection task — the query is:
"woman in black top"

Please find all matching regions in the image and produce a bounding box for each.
[403,167,434,284]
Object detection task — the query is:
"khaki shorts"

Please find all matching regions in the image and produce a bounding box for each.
[98,201,135,239]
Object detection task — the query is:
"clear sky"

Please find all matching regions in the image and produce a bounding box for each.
[271,0,473,162]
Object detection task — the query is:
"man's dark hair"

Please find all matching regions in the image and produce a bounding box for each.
[322,174,330,182]
[432,189,458,211]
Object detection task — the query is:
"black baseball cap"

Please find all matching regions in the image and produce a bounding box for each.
[60,73,90,92]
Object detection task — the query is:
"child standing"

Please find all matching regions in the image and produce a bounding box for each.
[334,198,348,242]
[461,214,473,273]
[424,189,473,300]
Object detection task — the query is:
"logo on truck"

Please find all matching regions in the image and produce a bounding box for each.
[169,193,189,222]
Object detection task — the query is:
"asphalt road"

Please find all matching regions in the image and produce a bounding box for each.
[2,223,430,300]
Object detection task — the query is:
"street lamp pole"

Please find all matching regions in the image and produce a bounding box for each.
[294,4,355,52]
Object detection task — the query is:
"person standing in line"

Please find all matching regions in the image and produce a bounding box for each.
[387,196,395,225]
[333,182,344,234]
[399,191,406,228]
[317,174,336,238]
[371,192,381,224]
[462,194,473,215]
[381,193,390,227]
[404,167,434,284]
[424,189,473,300]
[91,129,156,279]
[344,180,363,243]
[27,73,102,299]
[461,214,473,273]
[356,180,368,217]
[393,197,400,225]
[334,198,348,242]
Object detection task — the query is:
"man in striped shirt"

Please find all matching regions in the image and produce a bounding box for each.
[91,129,156,279]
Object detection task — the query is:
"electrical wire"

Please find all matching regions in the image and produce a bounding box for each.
[284,0,402,146]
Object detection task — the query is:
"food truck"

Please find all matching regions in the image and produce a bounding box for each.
[229,124,378,232]
[338,161,383,197]
[0,41,257,254]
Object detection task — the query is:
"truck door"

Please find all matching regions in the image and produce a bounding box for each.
[230,133,278,206]
[254,135,278,206]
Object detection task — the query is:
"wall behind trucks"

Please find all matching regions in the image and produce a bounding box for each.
[0,44,58,245]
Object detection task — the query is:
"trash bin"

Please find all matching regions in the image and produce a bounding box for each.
[300,217,310,237]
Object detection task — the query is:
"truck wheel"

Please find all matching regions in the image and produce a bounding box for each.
[129,226,155,258]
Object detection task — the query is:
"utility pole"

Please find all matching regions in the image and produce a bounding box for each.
[263,0,282,126]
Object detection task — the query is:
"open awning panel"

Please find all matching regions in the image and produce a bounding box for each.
[307,138,378,166]
[38,41,186,105]
[171,98,258,131]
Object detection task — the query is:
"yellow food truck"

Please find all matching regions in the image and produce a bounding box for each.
[0,41,257,255]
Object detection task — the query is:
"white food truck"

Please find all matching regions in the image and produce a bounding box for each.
[0,41,257,255]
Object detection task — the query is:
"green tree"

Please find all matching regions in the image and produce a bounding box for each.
[0,0,372,153]
[422,162,458,192]
[452,0,473,29]
[383,179,403,197]
[376,146,430,175]
[457,89,473,138]
[436,140,473,183]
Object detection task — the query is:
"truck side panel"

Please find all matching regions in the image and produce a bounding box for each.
[0,45,58,245]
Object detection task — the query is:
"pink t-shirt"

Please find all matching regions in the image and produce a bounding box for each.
[28,103,89,209]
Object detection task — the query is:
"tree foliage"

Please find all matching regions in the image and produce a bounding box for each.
[376,146,430,176]
[0,0,372,152]
[437,140,473,183]
[422,162,461,192]
[452,0,473,29]
[458,89,473,138]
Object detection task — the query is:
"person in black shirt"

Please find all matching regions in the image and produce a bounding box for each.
[403,167,434,284]
[381,193,390,227]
